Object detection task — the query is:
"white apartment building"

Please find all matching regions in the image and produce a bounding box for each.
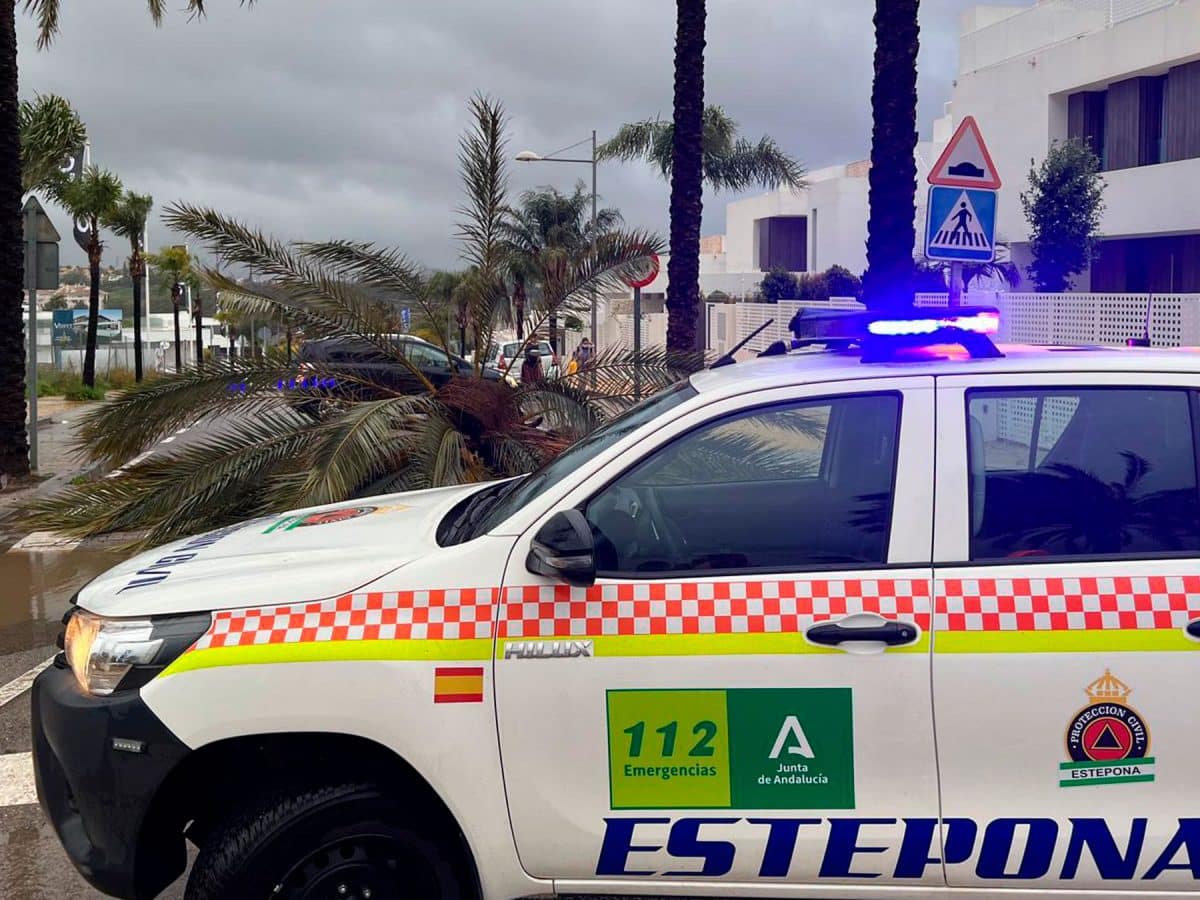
[949,0,1200,291]
[634,0,1199,304]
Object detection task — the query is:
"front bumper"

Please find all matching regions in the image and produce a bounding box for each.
[32,657,190,899]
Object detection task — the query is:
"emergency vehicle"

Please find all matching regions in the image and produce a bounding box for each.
[32,308,1200,899]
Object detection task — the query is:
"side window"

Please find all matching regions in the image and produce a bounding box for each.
[406,343,451,367]
[584,393,901,575]
[967,388,1200,560]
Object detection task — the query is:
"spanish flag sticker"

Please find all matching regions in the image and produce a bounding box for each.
[434,666,485,704]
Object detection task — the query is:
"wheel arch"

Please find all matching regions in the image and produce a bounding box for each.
[136,731,480,898]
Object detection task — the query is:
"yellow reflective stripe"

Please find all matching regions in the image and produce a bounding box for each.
[161,638,493,676]
[495,631,930,658]
[935,629,1200,653]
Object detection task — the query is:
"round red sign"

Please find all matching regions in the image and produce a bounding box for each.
[624,253,660,289]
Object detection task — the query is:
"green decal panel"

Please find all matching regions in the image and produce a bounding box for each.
[607,690,731,809]
[606,687,854,810]
[726,687,854,809]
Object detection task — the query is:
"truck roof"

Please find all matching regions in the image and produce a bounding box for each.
[689,344,1200,394]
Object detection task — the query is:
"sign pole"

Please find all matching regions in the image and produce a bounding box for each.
[632,285,642,401]
[949,263,964,308]
[24,202,38,472]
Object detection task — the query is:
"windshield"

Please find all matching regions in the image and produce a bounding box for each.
[469,379,698,537]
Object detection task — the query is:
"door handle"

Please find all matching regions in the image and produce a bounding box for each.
[1186,619,1200,640]
[806,613,920,651]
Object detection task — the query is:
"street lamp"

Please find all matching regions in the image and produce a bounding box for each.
[515,131,599,351]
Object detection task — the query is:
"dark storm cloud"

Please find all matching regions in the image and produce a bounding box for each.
[16,0,982,268]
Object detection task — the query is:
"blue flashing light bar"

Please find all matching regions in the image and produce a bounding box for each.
[784,305,1004,362]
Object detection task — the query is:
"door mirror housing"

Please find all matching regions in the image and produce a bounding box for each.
[526,509,596,586]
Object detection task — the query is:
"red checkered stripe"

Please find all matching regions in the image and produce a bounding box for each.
[497,579,931,639]
[191,587,498,650]
[936,576,1200,632]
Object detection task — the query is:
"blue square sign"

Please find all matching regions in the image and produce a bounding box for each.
[924,186,997,263]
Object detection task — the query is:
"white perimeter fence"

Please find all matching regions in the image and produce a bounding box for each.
[705,292,1200,358]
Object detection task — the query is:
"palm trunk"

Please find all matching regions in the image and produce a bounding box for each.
[0,0,27,477]
[82,243,101,388]
[665,0,705,355]
[194,291,203,368]
[513,277,526,340]
[172,302,182,372]
[130,254,144,381]
[862,0,920,310]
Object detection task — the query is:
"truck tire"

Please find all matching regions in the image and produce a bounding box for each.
[185,782,469,900]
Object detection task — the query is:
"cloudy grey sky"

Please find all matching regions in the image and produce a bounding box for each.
[17,0,984,269]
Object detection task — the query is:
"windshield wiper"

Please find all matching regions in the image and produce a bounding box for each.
[444,477,526,544]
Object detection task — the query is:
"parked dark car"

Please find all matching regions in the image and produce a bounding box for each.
[291,335,509,414]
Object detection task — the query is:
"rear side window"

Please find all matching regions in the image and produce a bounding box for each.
[585,393,901,575]
[966,388,1200,560]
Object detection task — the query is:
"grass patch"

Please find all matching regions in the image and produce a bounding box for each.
[33,366,149,399]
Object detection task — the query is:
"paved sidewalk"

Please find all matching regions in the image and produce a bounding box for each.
[0,401,104,522]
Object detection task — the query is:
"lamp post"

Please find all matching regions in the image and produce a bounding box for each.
[515,131,599,351]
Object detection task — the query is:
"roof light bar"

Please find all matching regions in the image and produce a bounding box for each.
[867,310,1000,337]
[782,304,1004,363]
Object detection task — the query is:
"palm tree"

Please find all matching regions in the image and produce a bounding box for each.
[0,92,86,478]
[106,191,152,381]
[425,269,469,353]
[147,244,191,372]
[599,105,805,193]
[21,96,684,546]
[0,3,253,480]
[19,93,85,193]
[500,182,621,352]
[862,0,921,310]
[48,165,121,388]
[666,0,706,354]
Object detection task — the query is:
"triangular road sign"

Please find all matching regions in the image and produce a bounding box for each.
[928,115,1001,189]
[929,190,992,251]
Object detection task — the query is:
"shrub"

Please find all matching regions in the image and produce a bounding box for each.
[797,272,829,301]
[63,382,107,402]
[105,368,138,390]
[759,268,799,302]
[823,265,862,299]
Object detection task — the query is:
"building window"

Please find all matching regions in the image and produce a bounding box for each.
[1164,60,1200,163]
[1067,90,1106,164]
[754,216,808,272]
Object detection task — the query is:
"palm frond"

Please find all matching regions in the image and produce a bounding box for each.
[707,137,806,192]
[24,0,60,49]
[105,191,153,241]
[597,117,671,177]
[456,94,509,274]
[68,357,310,464]
[287,395,428,507]
[18,93,86,193]
[22,408,310,548]
[554,344,698,408]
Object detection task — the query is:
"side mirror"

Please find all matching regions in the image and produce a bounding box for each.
[526,509,596,586]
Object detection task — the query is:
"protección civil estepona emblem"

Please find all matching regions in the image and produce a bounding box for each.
[1059,669,1154,788]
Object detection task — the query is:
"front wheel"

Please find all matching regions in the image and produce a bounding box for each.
[185,782,470,900]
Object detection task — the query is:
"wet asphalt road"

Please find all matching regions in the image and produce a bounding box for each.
[0,540,196,899]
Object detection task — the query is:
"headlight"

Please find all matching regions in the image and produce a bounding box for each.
[63,608,211,696]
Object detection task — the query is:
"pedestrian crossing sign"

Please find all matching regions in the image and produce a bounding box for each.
[924,185,997,263]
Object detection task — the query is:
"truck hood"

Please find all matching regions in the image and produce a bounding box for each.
[78,483,489,618]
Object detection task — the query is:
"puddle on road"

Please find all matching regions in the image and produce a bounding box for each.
[0,549,129,653]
